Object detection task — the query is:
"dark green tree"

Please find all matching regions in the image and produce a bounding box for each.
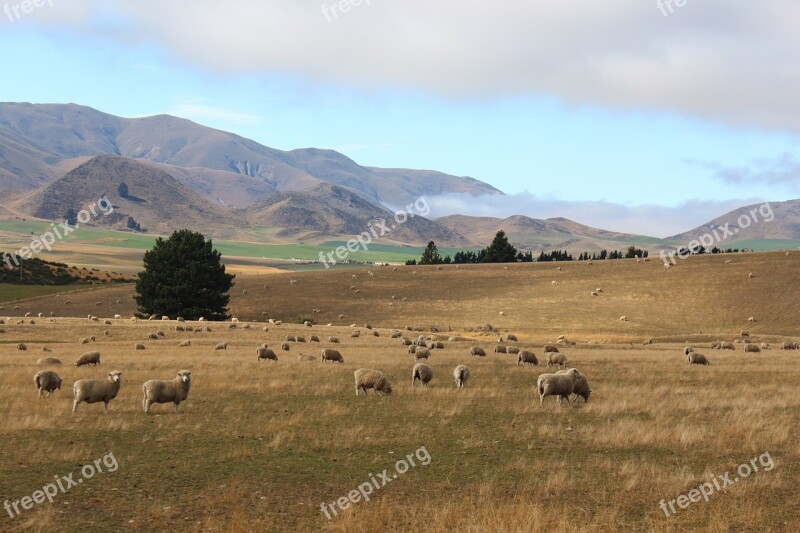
[134,230,234,320]
[419,241,442,265]
[484,230,518,263]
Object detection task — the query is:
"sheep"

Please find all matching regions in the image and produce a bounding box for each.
[175,325,186,332]
[744,344,761,353]
[321,348,343,363]
[780,342,796,350]
[408,345,418,354]
[538,368,582,406]
[372,330,380,337]
[133,343,146,350]
[161,316,170,321]
[517,351,539,366]
[546,352,569,368]
[257,347,278,362]
[400,338,413,346]
[147,333,158,340]
[453,365,470,389]
[309,335,320,342]
[37,357,62,365]
[304,321,313,327]
[760,342,771,350]
[748,317,757,323]
[74,351,101,367]
[390,331,402,339]
[79,337,90,345]
[34,371,63,398]
[414,348,431,360]
[494,345,508,354]
[591,291,599,296]
[281,343,290,351]
[643,338,653,345]
[543,345,560,353]
[710,341,721,349]
[214,342,228,350]
[72,371,122,413]
[411,363,433,387]
[498,311,506,316]
[351,330,361,338]
[748,272,755,279]
[328,337,340,343]
[619,316,628,322]
[430,341,445,349]
[297,353,317,361]
[684,346,694,356]
[179,340,191,347]
[741,330,750,337]
[470,346,486,357]
[506,346,520,355]
[505,334,518,342]
[354,368,393,396]
[142,370,192,413]
[16,343,27,351]
[721,341,735,350]
[103,330,110,337]
[296,336,306,343]
[556,368,592,402]
[687,352,710,365]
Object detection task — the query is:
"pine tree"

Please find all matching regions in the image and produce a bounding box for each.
[485,231,517,263]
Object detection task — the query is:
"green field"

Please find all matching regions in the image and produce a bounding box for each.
[0,284,72,303]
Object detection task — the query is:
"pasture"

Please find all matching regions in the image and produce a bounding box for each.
[1,251,799,531]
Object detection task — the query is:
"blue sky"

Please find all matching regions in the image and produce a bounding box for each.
[1,1,799,237]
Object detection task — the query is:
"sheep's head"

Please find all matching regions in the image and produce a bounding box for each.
[177,370,192,384]
[108,371,122,383]
[377,377,393,395]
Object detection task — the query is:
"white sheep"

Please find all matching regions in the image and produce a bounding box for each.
[36,357,62,365]
[744,344,761,353]
[538,368,582,406]
[142,370,192,413]
[321,348,344,363]
[470,346,486,357]
[411,363,433,387]
[546,352,569,368]
[453,365,470,389]
[517,351,539,366]
[687,352,710,365]
[214,342,228,350]
[257,347,278,362]
[75,351,101,367]
[179,340,191,347]
[72,371,122,413]
[34,370,63,398]
[133,343,146,350]
[556,368,592,402]
[354,368,393,396]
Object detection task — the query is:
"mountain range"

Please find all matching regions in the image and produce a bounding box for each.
[0,102,797,252]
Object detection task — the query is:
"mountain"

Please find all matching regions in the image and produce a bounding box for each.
[0,103,500,209]
[14,155,246,238]
[668,199,800,245]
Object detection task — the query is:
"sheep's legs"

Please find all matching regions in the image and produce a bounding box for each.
[71,400,79,413]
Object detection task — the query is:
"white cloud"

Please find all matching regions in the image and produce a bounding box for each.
[425,192,761,238]
[40,0,800,132]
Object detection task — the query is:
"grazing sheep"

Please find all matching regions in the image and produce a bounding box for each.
[34,371,63,398]
[744,344,761,353]
[414,348,431,360]
[556,368,592,402]
[760,343,771,350]
[643,338,653,345]
[470,346,486,357]
[309,335,320,342]
[297,353,317,361]
[16,343,27,351]
[214,342,228,350]
[710,341,721,349]
[780,342,796,350]
[538,368,582,406]
[721,341,735,350]
[284,335,296,342]
[296,336,306,343]
[321,348,343,363]
[748,272,755,279]
[147,333,158,340]
[400,338,413,346]
[74,351,101,367]
[257,347,278,362]
[499,311,506,316]
[748,317,757,323]
[591,291,599,296]
[494,345,508,354]
[351,330,361,338]
[79,337,90,345]
[179,340,191,347]
[408,345,418,354]
[453,365,470,389]
[175,325,186,332]
[281,343,290,351]
[517,351,539,366]
[619,316,628,322]
[546,352,569,368]
[506,346,520,355]
[543,345,560,353]
[684,346,694,356]
[72,371,122,413]
[390,331,402,339]
[687,352,710,365]
[354,369,393,396]
[37,357,62,365]
[412,363,433,387]
[142,370,192,413]
[328,337,340,343]
[103,330,110,337]
[741,330,750,337]
[506,334,518,342]
[133,343,146,350]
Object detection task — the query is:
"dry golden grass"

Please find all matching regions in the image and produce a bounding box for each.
[0,252,799,531]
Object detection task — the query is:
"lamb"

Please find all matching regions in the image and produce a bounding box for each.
[506,346,520,355]
[470,346,486,357]
[257,347,278,362]
[74,351,101,367]
[556,368,592,402]
[72,371,122,413]
[538,368,582,406]
[37,357,62,366]
[354,368,393,396]
[546,352,569,368]
[328,337,340,343]
[494,345,508,354]
[34,370,63,398]
[142,370,192,413]
[744,344,761,353]
[453,365,470,389]
[411,362,433,387]
[414,348,431,360]
[517,351,539,366]
[133,343,146,350]
[687,352,710,365]
[321,348,344,363]
[214,342,228,350]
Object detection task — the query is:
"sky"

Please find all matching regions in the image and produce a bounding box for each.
[1,0,799,237]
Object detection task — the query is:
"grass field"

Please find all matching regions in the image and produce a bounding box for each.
[1,251,799,532]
